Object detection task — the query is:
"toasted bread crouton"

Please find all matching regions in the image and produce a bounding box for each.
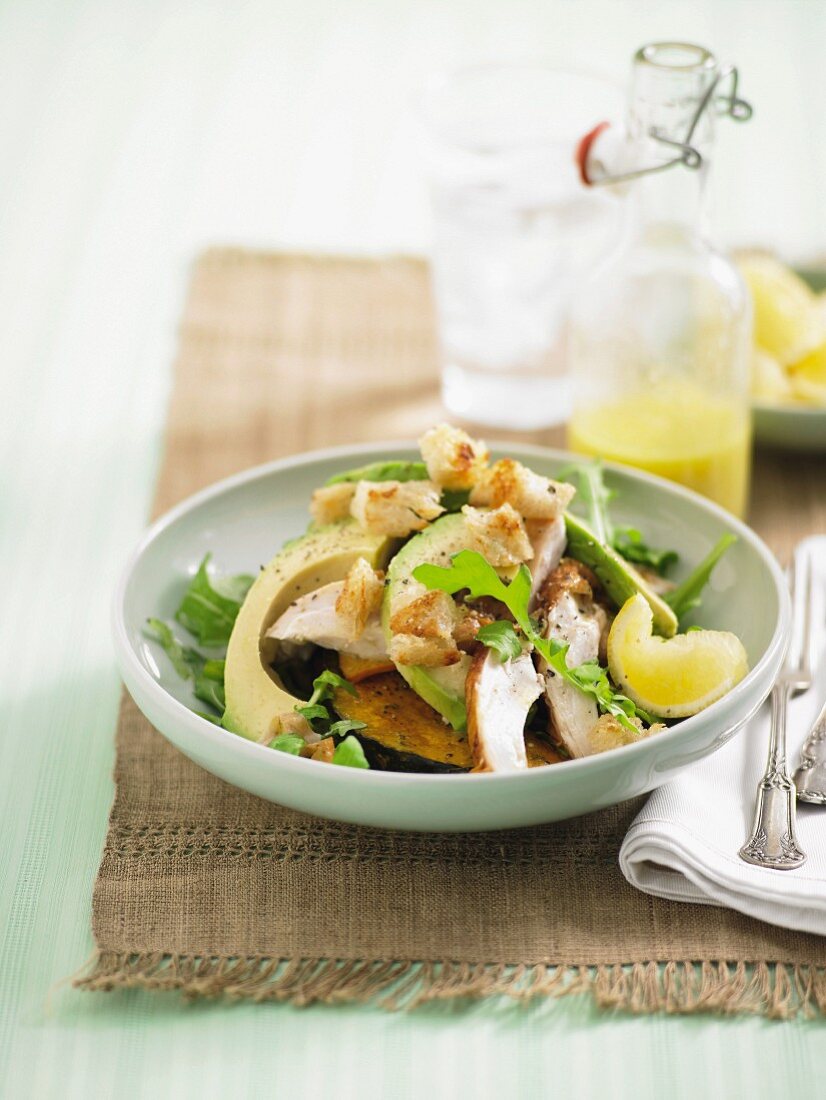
[538,556,598,607]
[310,482,356,525]
[389,590,463,666]
[335,557,385,640]
[389,633,461,667]
[310,737,336,762]
[350,479,444,536]
[389,589,457,640]
[462,503,533,567]
[453,606,495,649]
[469,458,575,520]
[588,713,664,754]
[264,711,313,744]
[418,422,489,490]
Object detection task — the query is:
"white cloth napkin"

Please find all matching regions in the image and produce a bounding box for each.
[620,536,826,937]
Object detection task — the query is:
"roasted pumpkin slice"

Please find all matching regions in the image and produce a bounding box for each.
[333,672,562,773]
[525,732,565,766]
[339,653,396,683]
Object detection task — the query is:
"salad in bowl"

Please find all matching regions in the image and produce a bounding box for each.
[146,424,749,778]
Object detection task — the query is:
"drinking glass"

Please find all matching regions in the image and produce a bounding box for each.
[422,62,621,429]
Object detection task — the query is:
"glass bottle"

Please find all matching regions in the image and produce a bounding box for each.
[567,43,752,517]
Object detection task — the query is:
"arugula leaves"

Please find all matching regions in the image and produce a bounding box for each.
[415,551,534,631]
[328,718,367,738]
[561,458,616,545]
[562,460,678,577]
[294,669,357,727]
[612,526,679,575]
[194,676,225,713]
[475,620,523,662]
[326,460,428,485]
[665,534,737,621]
[332,735,370,769]
[269,733,305,755]
[146,617,227,719]
[439,488,471,513]
[174,555,254,647]
[145,558,250,720]
[291,672,371,767]
[146,618,198,680]
[413,551,651,732]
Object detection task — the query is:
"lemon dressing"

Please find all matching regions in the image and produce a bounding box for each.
[568,382,751,517]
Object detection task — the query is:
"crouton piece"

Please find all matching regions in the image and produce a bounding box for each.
[588,713,665,754]
[469,458,575,520]
[262,711,313,744]
[453,606,495,649]
[538,556,598,607]
[462,503,533,567]
[335,557,385,640]
[350,479,444,537]
[310,482,356,525]
[388,589,462,667]
[389,589,458,640]
[389,633,461,667]
[310,737,336,763]
[418,422,489,490]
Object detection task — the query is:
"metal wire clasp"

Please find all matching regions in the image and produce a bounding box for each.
[588,63,752,187]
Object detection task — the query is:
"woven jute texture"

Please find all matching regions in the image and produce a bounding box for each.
[78,249,826,1017]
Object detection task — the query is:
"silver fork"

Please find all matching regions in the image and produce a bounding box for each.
[739,548,812,870]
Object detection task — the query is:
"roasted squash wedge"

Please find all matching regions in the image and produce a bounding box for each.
[338,653,396,683]
[333,672,562,773]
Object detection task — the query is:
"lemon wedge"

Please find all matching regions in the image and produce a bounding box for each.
[751,348,793,404]
[607,594,749,719]
[790,341,826,406]
[738,254,821,364]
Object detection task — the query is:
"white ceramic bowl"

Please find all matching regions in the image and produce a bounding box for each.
[753,401,826,452]
[114,442,789,832]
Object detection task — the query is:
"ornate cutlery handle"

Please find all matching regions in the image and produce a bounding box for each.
[740,684,806,869]
[794,700,826,806]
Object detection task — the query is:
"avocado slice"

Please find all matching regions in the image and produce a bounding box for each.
[564,513,678,637]
[383,513,472,731]
[223,521,394,741]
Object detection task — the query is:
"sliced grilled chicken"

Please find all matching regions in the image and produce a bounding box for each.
[525,515,567,608]
[465,647,542,772]
[536,559,609,758]
[266,581,387,659]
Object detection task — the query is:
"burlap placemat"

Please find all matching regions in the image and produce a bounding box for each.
[77,249,826,1017]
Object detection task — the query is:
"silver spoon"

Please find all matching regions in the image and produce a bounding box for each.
[739,548,811,870]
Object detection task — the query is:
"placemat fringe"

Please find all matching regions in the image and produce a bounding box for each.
[73,952,826,1018]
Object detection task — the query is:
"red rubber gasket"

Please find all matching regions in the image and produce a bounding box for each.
[575,120,611,185]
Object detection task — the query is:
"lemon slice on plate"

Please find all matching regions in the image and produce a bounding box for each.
[607,594,749,719]
[738,254,821,364]
[751,348,793,404]
[790,341,826,406]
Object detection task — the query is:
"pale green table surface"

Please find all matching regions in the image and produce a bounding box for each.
[3,1,826,1095]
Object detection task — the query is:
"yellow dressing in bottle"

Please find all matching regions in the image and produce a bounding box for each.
[567,44,753,518]
[567,381,751,517]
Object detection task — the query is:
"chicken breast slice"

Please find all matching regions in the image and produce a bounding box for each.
[536,560,609,758]
[525,515,567,608]
[266,581,387,659]
[465,648,542,772]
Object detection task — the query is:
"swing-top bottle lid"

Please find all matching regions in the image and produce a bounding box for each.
[577,41,752,188]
